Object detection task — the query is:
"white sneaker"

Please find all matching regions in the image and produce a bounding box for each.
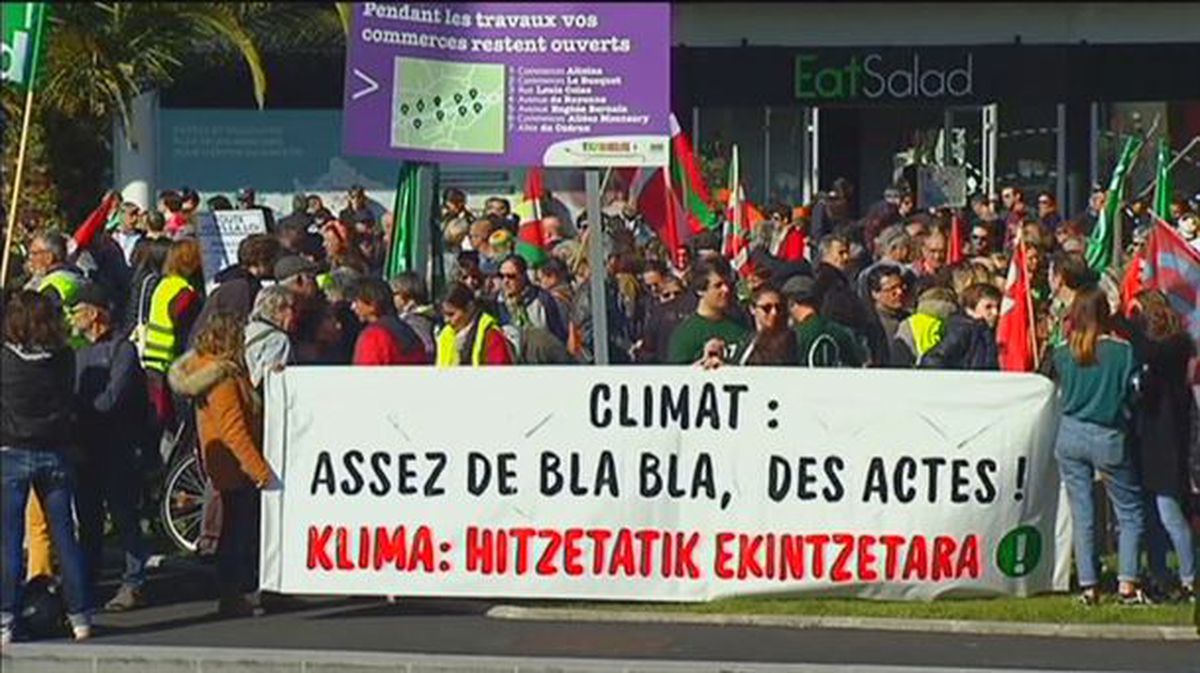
[72,624,92,641]
[1,625,13,646]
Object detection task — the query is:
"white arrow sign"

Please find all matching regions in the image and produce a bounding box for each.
[351,68,379,101]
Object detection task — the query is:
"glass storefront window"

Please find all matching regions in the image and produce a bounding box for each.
[696,107,766,203]
[996,103,1059,203]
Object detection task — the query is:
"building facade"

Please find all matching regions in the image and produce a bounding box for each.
[672,2,1200,218]
[118,3,1200,223]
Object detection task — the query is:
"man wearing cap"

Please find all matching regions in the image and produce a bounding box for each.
[275,254,330,360]
[68,283,151,611]
[187,234,281,348]
[783,275,863,368]
[236,187,276,234]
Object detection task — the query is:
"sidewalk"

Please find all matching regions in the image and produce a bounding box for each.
[486,604,1199,641]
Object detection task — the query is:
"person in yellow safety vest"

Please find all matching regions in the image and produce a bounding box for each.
[141,238,205,433]
[889,286,958,367]
[435,281,514,367]
[23,231,86,347]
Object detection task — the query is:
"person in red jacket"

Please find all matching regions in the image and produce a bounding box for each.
[348,278,430,365]
[766,203,807,263]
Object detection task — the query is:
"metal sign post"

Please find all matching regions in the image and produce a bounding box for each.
[586,169,609,365]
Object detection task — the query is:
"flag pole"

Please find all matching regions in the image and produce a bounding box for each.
[1133,135,1200,201]
[1021,239,1040,371]
[1,4,44,289]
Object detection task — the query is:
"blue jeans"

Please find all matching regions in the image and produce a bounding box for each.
[1,447,92,630]
[1146,493,1197,586]
[1054,416,1145,587]
[75,452,148,589]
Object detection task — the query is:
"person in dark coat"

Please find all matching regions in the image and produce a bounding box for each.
[812,234,887,365]
[1128,290,1196,601]
[120,237,171,340]
[920,283,1001,370]
[187,234,281,348]
[1,290,93,642]
[68,284,150,611]
[636,276,696,364]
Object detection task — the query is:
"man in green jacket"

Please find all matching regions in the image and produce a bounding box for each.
[667,258,749,365]
[782,275,863,367]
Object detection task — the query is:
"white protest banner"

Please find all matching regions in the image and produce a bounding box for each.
[195,209,267,283]
[261,367,1068,601]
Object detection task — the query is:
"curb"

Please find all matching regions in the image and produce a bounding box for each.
[0,642,1029,673]
[485,605,1199,641]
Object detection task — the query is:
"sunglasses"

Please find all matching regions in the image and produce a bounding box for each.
[755,303,782,313]
[499,272,521,280]
[660,291,680,300]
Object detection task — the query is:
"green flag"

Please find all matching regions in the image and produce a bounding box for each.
[386,162,433,278]
[1085,135,1143,273]
[2,3,48,91]
[1153,139,1172,220]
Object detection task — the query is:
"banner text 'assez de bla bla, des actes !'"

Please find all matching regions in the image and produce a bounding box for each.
[261,368,1072,602]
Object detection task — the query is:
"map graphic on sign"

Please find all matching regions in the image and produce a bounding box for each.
[390,56,505,154]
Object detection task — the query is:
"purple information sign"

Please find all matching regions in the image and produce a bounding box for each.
[343,2,670,167]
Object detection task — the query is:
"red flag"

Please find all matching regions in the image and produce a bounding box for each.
[524,167,544,206]
[628,166,688,268]
[669,114,717,235]
[72,192,121,251]
[514,168,547,266]
[997,240,1035,372]
[1119,255,1145,316]
[948,212,965,265]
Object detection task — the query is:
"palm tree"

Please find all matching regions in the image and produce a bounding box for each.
[35,2,346,147]
[3,3,348,236]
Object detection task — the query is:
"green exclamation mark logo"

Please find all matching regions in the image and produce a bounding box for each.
[996,525,1042,578]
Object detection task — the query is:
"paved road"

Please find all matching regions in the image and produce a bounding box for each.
[50,557,1193,672]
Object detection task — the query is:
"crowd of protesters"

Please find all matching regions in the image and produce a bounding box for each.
[1,173,1198,645]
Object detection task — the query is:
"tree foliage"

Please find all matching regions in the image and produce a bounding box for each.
[4,2,346,231]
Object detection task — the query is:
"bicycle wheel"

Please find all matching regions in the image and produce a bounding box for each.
[160,453,207,553]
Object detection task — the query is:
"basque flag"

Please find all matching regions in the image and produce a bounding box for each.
[1125,218,1200,379]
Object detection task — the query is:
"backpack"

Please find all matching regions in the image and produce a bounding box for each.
[129,272,161,359]
[21,575,67,638]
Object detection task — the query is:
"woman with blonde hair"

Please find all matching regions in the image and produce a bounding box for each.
[143,237,206,460]
[1129,289,1196,603]
[169,313,272,617]
[1046,286,1149,605]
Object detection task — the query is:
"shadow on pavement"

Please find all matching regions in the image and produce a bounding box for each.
[309,597,496,619]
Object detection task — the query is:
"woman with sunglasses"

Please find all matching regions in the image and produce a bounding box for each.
[735,286,799,367]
